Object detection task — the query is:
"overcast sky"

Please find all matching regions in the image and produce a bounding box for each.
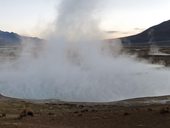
[0,0,170,38]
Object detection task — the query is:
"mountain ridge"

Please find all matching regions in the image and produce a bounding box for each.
[121,20,170,46]
[0,30,42,46]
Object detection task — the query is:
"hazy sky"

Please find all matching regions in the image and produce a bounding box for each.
[0,0,170,38]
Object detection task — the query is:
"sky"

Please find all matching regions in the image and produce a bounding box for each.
[0,0,170,38]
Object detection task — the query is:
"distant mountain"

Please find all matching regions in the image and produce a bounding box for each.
[121,20,170,47]
[0,30,42,46]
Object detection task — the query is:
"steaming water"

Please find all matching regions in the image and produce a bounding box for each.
[0,0,170,102]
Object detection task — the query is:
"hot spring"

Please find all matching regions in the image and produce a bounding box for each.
[0,0,170,102]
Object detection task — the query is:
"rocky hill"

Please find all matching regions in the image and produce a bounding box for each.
[0,30,42,46]
[121,20,170,47]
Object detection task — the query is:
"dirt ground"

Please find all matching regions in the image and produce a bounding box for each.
[1,95,170,128]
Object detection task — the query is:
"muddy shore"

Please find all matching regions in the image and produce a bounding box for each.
[1,94,170,128]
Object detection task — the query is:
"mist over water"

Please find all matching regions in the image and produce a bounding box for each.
[0,0,170,102]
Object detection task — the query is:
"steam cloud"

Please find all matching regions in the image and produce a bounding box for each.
[0,0,170,102]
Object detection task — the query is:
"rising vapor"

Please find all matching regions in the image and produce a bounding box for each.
[0,0,169,102]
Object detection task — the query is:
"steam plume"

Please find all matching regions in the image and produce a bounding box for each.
[0,0,169,102]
